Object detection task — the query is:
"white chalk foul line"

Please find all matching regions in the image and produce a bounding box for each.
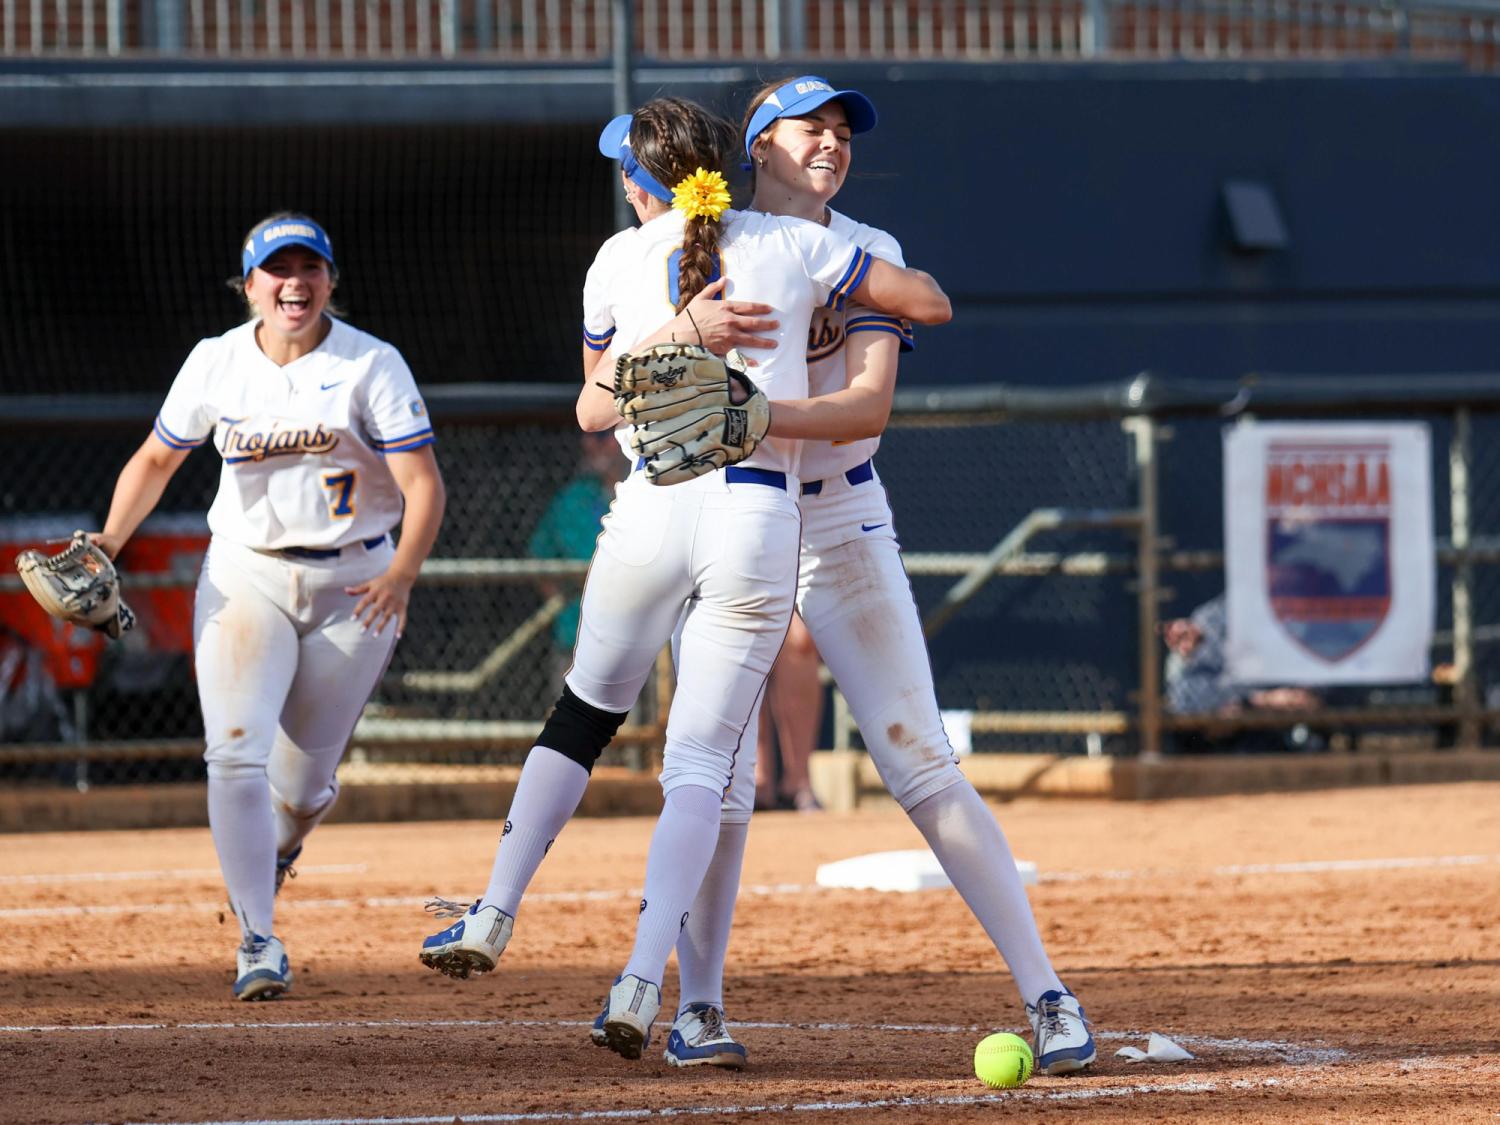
[107,1082,1223,1125]
[0,884,810,920]
[1039,853,1500,883]
[0,864,370,886]
[0,864,367,886]
[5,853,1495,917]
[0,1014,1348,1064]
[7,853,1494,921]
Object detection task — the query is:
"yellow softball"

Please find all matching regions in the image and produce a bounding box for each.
[974,1031,1034,1088]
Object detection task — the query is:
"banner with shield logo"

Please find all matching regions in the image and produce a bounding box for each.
[1224,422,1434,684]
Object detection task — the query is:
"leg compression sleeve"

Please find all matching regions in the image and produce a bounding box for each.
[536,684,629,774]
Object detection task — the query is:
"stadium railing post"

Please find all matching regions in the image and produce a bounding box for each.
[1450,405,1481,748]
[1126,414,1163,761]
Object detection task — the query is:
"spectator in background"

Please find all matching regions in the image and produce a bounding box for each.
[528,429,627,691]
[1163,593,1324,753]
[755,611,823,812]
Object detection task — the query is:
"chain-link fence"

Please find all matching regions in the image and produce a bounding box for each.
[0,405,666,788]
[5,375,1500,794]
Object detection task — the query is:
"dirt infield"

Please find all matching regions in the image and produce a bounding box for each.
[3,781,1498,1124]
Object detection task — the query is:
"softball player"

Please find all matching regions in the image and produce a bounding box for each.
[665,78,1097,1076]
[94,213,446,1000]
[419,97,949,1063]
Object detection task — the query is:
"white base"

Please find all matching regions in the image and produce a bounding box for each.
[814,848,1037,893]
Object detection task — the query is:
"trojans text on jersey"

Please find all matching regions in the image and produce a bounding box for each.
[220,418,341,464]
[808,309,845,362]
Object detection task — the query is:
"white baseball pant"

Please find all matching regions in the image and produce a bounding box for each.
[722,460,962,820]
[195,537,398,787]
[566,471,801,798]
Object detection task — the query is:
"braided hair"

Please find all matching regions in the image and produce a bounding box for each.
[629,97,737,313]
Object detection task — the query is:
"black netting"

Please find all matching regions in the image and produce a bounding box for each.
[0,403,1492,775]
[0,124,609,396]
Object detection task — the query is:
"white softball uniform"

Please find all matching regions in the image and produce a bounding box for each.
[723,211,962,820]
[153,316,431,802]
[583,208,877,479]
[574,208,874,798]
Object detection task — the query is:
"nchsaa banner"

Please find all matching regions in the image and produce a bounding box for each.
[1224,421,1433,684]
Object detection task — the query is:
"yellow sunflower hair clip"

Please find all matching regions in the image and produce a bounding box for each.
[672,168,732,222]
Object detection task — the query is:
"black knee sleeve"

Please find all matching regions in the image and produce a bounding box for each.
[536,685,629,774]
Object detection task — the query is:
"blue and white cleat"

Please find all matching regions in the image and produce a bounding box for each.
[1026,987,1096,1075]
[589,997,610,1047]
[419,899,514,980]
[234,933,292,1001]
[274,844,302,895]
[598,974,661,1060]
[664,1003,747,1069]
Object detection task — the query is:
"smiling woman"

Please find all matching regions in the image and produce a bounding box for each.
[89,210,447,1003]
[228,211,345,357]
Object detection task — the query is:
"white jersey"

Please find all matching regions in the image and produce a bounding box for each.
[798,209,916,483]
[582,207,875,479]
[152,317,433,550]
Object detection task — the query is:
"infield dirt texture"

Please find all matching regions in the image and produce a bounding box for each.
[3,781,1497,1123]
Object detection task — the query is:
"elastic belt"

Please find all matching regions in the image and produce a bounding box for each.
[281,534,389,561]
[801,458,874,496]
[725,466,787,490]
[632,459,787,491]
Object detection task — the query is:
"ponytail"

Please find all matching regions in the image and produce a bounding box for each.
[628,97,736,311]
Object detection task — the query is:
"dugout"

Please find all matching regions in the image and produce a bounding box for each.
[4,58,1500,783]
[1,59,1499,396]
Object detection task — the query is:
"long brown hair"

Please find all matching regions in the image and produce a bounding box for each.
[740,77,799,198]
[628,97,736,313]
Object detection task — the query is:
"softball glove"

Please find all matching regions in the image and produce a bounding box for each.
[614,344,771,487]
[15,531,136,639]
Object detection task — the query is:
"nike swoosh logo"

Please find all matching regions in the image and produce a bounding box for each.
[320,381,344,391]
[861,523,886,533]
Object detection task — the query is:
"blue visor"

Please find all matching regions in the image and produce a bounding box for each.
[598,113,674,204]
[241,216,335,277]
[743,76,878,159]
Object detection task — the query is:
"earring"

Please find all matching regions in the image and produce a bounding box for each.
[757,158,765,168]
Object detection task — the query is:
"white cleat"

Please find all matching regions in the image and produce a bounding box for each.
[419,900,514,980]
[598,974,662,1060]
[1026,987,1097,1075]
[234,934,292,1001]
[664,1003,747,1069]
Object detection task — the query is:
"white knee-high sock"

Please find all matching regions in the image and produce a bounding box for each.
[623,784,722,986]
[207,772,277,940]
[675,818,749,1012]
[269,779,338,861]
[482,745,591,917]
[907,782,1063,1005]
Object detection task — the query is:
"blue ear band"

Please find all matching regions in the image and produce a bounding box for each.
[622,150,673,204]
[600,112,674,204]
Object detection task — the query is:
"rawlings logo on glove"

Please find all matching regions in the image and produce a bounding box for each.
[614,344,772,487]
[14,531,136,640]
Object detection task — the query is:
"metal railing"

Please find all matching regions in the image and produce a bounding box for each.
[4,0,1498,68]
[7,373,1500,784]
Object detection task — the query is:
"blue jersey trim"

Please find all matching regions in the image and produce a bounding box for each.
[370,427,436,451]
[847,314,916,353]
[846,320,916,353]
[583,324,616,352]
[375,434,437,454]
[827,247,872,312]
[152,416,207,450]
